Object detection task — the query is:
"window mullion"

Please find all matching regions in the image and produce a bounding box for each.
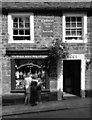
[76,20,77,36]
[24,18,25,35]
[70,20,72,36]
[18,17,19,35]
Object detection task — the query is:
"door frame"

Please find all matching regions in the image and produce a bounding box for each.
[63,59,81,96]
[63,54,85,96]
[57,54,85,99]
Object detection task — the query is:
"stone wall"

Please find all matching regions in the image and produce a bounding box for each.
[85,15,92,92]
[0,14,2,95]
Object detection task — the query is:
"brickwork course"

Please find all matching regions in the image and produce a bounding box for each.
[0,1,92,98]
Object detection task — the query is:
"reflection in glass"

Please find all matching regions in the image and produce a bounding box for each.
[66,30,70,35]
[13,23,18,28]
[19,18,23,22]
[19,30,24,35]
[25,30,30,35]
[77,17,82,22]
[66,17,70,22]
[77,23,82,27]
[72,23,76,27]
[72,30,76,35]
[25,23,30,28]
[19,22,24,28]
[25,17,29,23]
[66,23,70,27]
[77,31,82,35]
[14,17,18,22]
[71,17,76,21]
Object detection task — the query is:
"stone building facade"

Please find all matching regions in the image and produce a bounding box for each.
[1,1,92,100]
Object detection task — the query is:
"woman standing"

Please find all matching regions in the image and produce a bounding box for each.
[37,77,42,104]
[24,73,32,105]
[30,74,38,106]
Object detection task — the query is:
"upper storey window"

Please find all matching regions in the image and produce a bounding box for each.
[8,13,34,43]
[62,13,87,43]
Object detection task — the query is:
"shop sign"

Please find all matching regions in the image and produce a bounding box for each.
[68,54,78,59]
[68,54,83,59]
[42,19,53,37]
[12,55,48,58]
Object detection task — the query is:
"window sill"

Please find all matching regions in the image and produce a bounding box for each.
[64,40,87,43]
[8,40,34,44]
[11,90,25,93]
[11,89,50,93]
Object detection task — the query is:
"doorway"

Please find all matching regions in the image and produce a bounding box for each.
[63,60,81,96]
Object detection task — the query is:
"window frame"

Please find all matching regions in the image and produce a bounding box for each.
[8,13,34,43]
[62,12,87,43]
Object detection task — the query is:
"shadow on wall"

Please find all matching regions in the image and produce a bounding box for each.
[85,90,92,97]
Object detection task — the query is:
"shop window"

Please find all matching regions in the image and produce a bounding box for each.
[62,13,87,43]
[11,59,49,91]
[8,13,34,43]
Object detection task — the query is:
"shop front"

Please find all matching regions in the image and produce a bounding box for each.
[7,50,50,93]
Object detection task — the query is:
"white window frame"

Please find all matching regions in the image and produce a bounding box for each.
[8,13,34,43]
[62,12,87,43]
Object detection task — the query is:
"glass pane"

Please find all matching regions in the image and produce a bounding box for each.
[25,23,30,28]
[13,23,18,28]
[72,23,76,27]
[66,23,70,27]
[65,37,73,40]
[71,30,76,35]
[25,30,30,35]
[19,22,24,28]
[13,36,19,40]
[77,17,82,22]
[66,30,70,35]
[25,17,29,23]
[13,17,18,22]
[19,30,24,35]
[77,28,82,31]
[66,17,70,22]
[13,30,18,35]
[77,31,82,35]
[19,18,23,22]
[71,17,76,22]
[77,23,82,27]
[13,36,25,40]
[24,36,30,40]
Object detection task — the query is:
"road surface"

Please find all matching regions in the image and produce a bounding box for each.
[3,106,90,118]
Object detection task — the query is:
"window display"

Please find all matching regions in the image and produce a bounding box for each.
[14,59,47,90]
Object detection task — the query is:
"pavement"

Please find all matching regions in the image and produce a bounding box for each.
[1,97,90,117]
